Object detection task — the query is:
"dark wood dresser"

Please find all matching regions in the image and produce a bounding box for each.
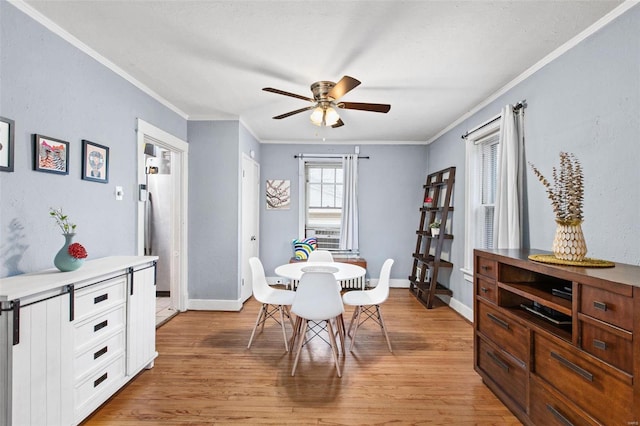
[473,248,639,425]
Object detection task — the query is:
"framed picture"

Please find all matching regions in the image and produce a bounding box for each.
[82,140,109,183]
[266,179,291,210]
[0,116,15,172]
[34,134,69,175]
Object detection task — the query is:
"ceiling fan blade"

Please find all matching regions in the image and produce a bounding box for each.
[263,87,314,103]
[328,76,361,101]
[273,106,315,120]
[338,102,391,113]
[331,119,345,128]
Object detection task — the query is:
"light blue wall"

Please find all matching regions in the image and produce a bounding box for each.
[259,144,428,280]
[0,2,187,277]
[428,4,640,310]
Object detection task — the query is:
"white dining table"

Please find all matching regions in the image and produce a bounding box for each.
[275,261,367,290]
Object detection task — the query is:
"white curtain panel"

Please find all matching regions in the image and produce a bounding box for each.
[493,105,524,248]
[340,154,359,251]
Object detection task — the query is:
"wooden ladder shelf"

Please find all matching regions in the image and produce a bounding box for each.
[409,166,455,309]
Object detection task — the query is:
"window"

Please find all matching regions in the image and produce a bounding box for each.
[303,161,343,249]
[463,119,501,279]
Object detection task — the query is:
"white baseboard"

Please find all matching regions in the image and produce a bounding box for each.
[437,295,473,322]
[188,298,243,311]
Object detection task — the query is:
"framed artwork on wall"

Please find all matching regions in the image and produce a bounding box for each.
[0,116,15,172]
[266,179,291,210]
[34,134,69,175]
[82,139,109,183]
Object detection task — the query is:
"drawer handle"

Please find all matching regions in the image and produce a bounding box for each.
[487,313,510,330]
[94,372,108,388]
[593,339,607,351]
[593,300,607,311]
[481,287,489,293]
[94,293,109,304]
[481,265,491,272]
[550,351,594,382]
[486,351,509,372]
[94,320,108,332]
[94,346,108,360]
[546,404,574,426]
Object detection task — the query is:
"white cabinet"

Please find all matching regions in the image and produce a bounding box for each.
[0,256,158,426]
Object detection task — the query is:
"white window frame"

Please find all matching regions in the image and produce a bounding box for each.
[462,118,501,283]
[298,159,343,249]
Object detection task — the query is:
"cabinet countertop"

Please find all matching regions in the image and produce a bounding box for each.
[0,256,158,301]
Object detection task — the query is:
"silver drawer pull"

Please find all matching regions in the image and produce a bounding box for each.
[487,313,510,330]
[546,404,574,426]
[94,346,108,359]
[486,351,510,372]
[550,351,594,382]
[94,372,108,388]
[593,339,607,350]
[593,301,607,311]
[481,287,489,293]
[481,265,491,272]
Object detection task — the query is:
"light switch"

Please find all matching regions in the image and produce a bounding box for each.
[115,186,124,201]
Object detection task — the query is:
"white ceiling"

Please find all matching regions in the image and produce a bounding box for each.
[22,0,625,144]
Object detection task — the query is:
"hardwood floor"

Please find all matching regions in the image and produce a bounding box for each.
[83,289,521,425]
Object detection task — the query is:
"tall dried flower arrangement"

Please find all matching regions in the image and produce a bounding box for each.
[529,152,584,223]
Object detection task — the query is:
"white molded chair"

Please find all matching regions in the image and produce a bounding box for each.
[247,257,296,352]
[342,258,394,352]
[307,250,334,262]
[290,271,345,377]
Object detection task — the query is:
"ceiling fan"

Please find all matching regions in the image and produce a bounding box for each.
[263,75,391,128]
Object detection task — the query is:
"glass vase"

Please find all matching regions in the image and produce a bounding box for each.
[552,220,587,262]
[54,233,84,272]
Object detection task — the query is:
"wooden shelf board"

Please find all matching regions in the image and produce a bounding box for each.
[498,281,572,316]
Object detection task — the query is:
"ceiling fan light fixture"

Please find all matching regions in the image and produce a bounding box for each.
[310,105,340,127]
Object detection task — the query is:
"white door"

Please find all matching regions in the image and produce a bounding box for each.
[241,154,259,303]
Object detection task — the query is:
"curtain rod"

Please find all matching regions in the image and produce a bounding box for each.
[461,100,527,140]
[294,154,370,159]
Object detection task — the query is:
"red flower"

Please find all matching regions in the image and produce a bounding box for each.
[68,242,88,259]
[424,196,433,203]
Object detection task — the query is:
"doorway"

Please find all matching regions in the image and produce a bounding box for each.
[136,119,189,320]
[240,154,259,303]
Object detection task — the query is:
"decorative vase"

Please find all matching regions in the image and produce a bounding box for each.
[54,233,84,272]
[431,228,440,237]
[552,220,587,262]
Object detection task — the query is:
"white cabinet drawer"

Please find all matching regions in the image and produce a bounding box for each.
[75,276,127,321]
[74,355,125,418]
[75,330,125,381]
[74,305,125,351]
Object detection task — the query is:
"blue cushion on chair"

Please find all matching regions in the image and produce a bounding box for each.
[292,238,317,260]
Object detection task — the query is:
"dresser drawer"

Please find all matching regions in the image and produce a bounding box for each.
[476,336,527,410]
[476,256,497,280]
[75,330,125,380]
[476,276,497,304]
[534,333,633,425]
[477,301,528,363]
[580,319,632,374]
[75,276,127,320]
[75,305,126,351]
[530,375,602,426]
[74,354,125,415]
[580,285,633,331]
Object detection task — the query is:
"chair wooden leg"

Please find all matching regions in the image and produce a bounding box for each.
[278,305,289,352]
[349,306,363,352]
[291,320,308,376]
[247,304,267,349]
[347,306,358,337]
[326,320,342,378]
[337,314,346,355]
[376,305,393,353]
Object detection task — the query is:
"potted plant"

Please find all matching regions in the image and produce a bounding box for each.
[429,220,441,237]
[423,196,433,208]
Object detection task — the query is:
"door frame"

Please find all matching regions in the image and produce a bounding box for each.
[136,118,189,312]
